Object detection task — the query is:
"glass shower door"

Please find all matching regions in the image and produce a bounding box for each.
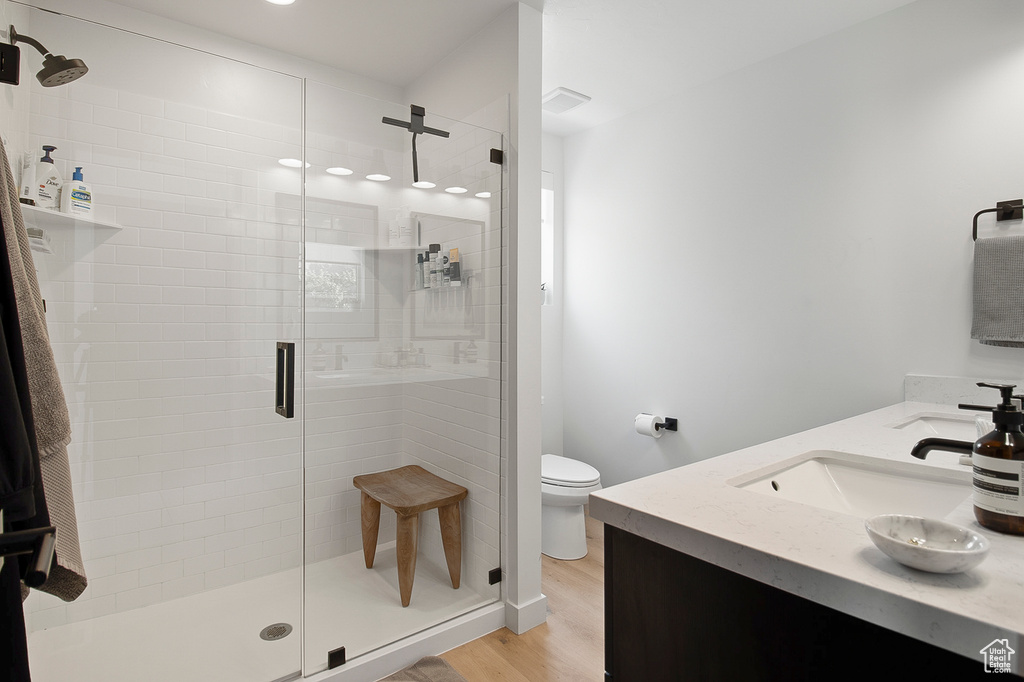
[301,81,504,673]
[18,8,305,682]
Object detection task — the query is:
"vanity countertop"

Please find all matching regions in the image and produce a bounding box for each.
[589,401,1024,672]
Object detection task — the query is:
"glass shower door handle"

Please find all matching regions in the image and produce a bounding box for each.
[276,342,295,418]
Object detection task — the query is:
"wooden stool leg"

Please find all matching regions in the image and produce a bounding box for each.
[396,513,419,607]
[360,492,381,569]
[438,502,462,589]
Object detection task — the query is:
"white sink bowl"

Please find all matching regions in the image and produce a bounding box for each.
[887,412,981,441]
[727,450,972,519]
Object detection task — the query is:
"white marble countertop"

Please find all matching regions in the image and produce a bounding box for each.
[590,401,1024,672]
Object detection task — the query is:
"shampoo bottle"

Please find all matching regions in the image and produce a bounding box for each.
[33,145,63,210]
[972,382,1024,535]
[60,166,93,216]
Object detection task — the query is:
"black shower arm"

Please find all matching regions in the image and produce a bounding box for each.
[10,26,52,57]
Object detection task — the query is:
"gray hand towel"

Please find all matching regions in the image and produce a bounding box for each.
[971,235,1024,348]
[0,137,86,601]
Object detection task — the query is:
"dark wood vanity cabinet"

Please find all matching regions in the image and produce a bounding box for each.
[603,525,998,681]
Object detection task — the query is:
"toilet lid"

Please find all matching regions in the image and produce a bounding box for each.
[542,454,600,487]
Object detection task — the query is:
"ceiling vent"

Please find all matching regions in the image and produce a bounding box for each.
[542,87,591,114]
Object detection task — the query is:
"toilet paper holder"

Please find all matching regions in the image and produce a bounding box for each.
[657,417,678,432]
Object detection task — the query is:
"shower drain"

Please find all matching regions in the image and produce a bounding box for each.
[259,623,293,641]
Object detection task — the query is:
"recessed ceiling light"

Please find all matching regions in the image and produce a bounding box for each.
[326,167,353,176]
[542,87,591,115]
[412,181,436,189]
[475,191,491,198]
[266,0,295,5]
[445,186,468,194]
[278,158,308,168]
[366,174,391,182]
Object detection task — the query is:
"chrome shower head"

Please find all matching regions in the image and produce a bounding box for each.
[9,25,88,87]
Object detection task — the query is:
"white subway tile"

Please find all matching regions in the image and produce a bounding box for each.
[93,106,141,131]
[117,92,164,117]
[117,168,165,192]
[139,561,183,587]
[163,138,207,161]
[67,121,118,147]
[160,538,205,563]
[118,130,163,155]
[114,584,163,611]
[138,190,186,213]
[164,101,206,126]
[67,83,119,108]
[140,115,186,140]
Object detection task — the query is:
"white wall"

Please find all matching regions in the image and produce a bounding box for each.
[561,0,1024,487]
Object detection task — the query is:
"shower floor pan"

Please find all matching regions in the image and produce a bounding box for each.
[28,545,491,682]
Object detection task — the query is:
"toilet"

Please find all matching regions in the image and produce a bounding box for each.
[541,454,602,560]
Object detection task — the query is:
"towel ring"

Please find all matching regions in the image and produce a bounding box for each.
[973,199,1023,241]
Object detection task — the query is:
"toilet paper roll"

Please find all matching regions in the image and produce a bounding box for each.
[634,413,665,438]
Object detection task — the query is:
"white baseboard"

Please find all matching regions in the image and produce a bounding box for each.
[306,602,506,682]
[504,593,548,634]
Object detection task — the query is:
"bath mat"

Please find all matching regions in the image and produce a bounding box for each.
[379,656,468,682]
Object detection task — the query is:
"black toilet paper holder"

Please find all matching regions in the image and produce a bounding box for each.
[656,417,678,432]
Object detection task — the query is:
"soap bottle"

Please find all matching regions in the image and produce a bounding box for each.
[972,382,1024,535]
[60,166,93,216]
[33,145,63,210]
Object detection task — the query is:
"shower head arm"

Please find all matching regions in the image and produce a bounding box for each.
[9,26,52,58]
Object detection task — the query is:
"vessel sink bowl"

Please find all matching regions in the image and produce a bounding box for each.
[887,412,980,441]
[727,451,972,519]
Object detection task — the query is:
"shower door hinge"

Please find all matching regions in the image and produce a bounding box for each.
[488,567,502,585]
[327,646,346,669]
[489,148,503,165]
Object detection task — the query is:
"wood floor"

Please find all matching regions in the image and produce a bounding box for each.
[441,515,605,681]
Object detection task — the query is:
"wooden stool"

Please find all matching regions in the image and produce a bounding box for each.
[353,465,468,607]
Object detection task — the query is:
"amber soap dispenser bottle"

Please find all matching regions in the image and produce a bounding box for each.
[973,382,1024,535]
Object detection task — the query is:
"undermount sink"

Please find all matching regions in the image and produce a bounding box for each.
[887,412,981,441]
[727,450,972,519]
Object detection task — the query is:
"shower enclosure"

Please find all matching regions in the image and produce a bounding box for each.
[10,6,504,681]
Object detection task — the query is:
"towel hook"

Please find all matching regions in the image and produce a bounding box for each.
[972,199,1023,241]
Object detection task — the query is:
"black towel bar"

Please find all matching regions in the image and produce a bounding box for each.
[0,524,56,587]
[973,199,1023,241]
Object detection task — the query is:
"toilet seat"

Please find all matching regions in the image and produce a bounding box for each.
[542,454,600,488]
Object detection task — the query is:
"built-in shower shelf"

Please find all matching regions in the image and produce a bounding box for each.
[20,204,122,232]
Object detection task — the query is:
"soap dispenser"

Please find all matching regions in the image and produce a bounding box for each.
[973,382,1024,535]
[33,145,63,210]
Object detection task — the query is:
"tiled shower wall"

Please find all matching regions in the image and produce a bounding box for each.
[21,70,504,626]
[23,74,308,630]
[301,118,504,596]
